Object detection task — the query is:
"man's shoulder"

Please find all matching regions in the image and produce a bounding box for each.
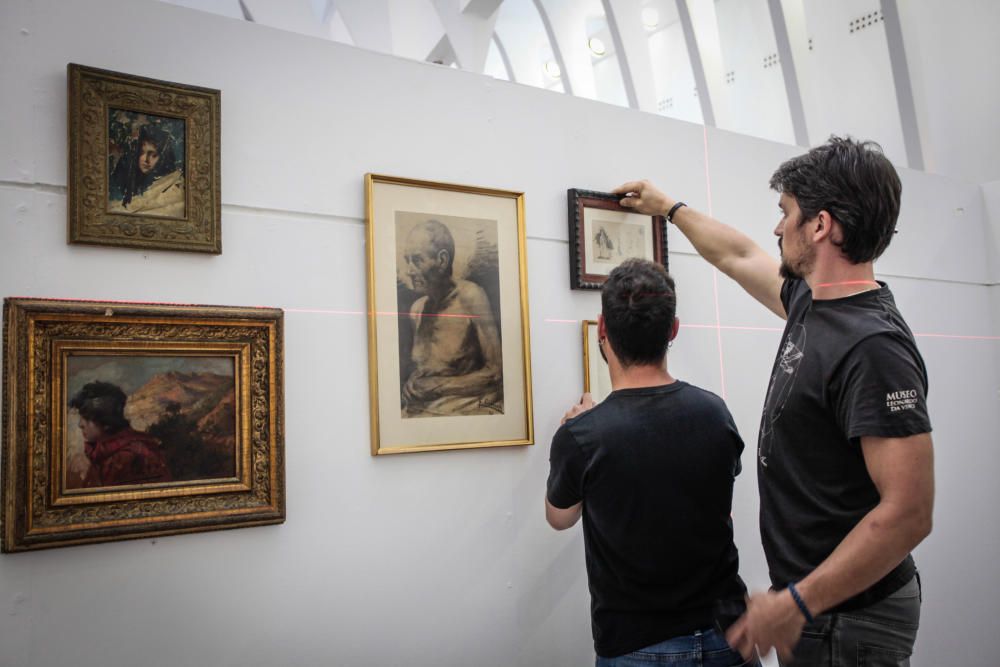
[454,279,488,300]
[558,398,616,438]
[815,287,915,345]
[651,382,737,426]
[674,381,729,410]
[118,427,161,448]
[410,295,429,317]
[452,279,492,314]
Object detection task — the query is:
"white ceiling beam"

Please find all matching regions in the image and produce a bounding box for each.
[333,0,393,53]
[535,0,600,100]
[431,0,501,72]
[602,0,657,112]
[491,32,516,82]
[240,0,326,37]
[389,0,446,62]
[462,0,504,19]
[881,0,924,169]
[678,0,720,127]
[768,0,808,145]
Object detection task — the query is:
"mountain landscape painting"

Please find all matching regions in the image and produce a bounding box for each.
[65,354,238,490]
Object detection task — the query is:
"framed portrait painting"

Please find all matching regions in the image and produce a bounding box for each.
[568,189,668,289]
[365,174,533,455]
[582,320,613,404]
[2,298,284,552]
[68,64,222,253]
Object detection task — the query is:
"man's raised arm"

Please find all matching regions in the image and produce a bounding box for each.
[612,180,786,319]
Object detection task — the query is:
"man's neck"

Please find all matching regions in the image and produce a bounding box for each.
[609,360,675,390]
[805,261,879,300]
[425,277,457,308]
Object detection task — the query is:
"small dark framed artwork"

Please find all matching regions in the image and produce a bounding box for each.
[567,189,668,290]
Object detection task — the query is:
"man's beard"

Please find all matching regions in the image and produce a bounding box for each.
[779,258,801,280]
[778,238,812,280]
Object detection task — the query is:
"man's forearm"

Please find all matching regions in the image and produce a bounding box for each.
[615,182,784,318]
[795,500,931,616]
[669,205,763,276]
[615,181,761,274]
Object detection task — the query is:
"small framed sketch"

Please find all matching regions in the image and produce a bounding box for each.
[1,298,284,552]
[68,64,222,253]
[568,189,668,289]
[582,320,612,404]
[365,174,534,455]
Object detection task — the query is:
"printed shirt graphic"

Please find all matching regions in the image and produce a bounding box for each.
[759,323,806,467]
[757,279,932,599]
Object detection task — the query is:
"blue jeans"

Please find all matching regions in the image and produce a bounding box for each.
[780,574,921,667]
[596,628,759,666]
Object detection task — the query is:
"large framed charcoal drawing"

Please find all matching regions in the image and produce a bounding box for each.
[568,189,668,289]
[2,298,283,552]
[365,174,533,455]
[582,320,612,404]
[68,64,222,253]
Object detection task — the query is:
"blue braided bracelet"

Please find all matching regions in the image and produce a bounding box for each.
[787,582,815,623]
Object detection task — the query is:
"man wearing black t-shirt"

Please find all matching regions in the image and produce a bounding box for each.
[546,259,756,666]
[613,136,934,666]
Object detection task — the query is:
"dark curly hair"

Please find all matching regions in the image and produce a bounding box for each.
[601,258,677,367]
[68,381,130,433]
[769,135,901,263]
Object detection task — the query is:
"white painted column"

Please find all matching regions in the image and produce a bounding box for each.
[536,0,598,100]
[604,0,658,112]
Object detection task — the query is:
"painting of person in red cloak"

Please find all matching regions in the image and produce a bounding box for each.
[69,380,172,488]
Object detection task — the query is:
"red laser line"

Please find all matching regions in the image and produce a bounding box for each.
[703,126,727,400]
[681,324,785,333]
[28,300,994,340]
[284,307,479,319]
[812,280,880,289]
[913,332,1000,341]
[9,295,261,308]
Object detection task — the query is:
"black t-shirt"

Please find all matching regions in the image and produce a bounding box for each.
[758,279,932,611]
[547,381,748,658]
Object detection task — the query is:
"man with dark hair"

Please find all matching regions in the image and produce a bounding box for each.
[546,258,755,666]
[400,219,503,417]
[613,135,934,665]
[69,381,172,488]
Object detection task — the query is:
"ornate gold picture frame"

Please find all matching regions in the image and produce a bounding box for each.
[365,174,533,455]
[68,64,222,253]
[2,298,284,552]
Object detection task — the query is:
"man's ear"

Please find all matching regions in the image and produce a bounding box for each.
[669,317,680,342]
[597,314,607,340]
[436,248,451,269]
[812,210,838,242]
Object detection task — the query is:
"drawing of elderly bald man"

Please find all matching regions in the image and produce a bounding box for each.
[399,218,504,418]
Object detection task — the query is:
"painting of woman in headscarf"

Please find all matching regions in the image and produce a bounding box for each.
[107,109,186,218]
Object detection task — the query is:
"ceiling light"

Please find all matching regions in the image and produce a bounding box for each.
[544,60,561,78]
[642,7,659,29]
[588,37,607,56]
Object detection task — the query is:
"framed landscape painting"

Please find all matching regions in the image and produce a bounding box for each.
[365,174,533,455]
[1,298,283,552]
[568,189,668,289]
[68,64,222,253]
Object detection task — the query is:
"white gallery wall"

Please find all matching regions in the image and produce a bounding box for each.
[1,1,998,666]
